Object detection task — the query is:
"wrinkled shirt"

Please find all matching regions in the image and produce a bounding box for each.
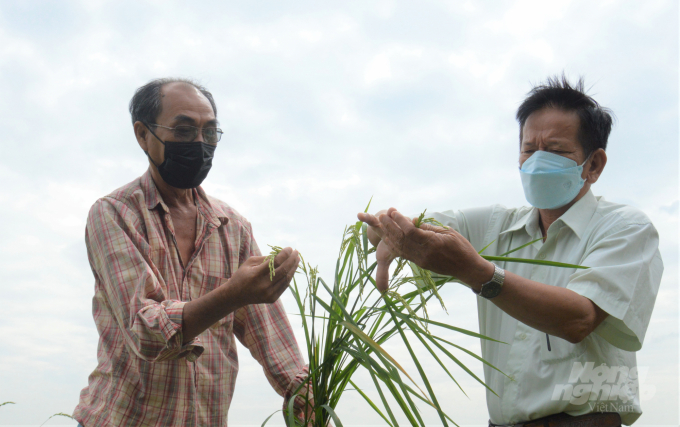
[430,190,663,426]
[73,170,306,427]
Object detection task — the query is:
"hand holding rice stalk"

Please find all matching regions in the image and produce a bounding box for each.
[262,202,586,427]
[360,207,584,293]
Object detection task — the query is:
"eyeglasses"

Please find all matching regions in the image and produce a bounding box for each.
[148,124,223,144]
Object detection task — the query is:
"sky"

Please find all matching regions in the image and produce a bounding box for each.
[0,0,677,426]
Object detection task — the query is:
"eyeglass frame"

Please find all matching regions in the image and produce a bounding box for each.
[145,123,224,144]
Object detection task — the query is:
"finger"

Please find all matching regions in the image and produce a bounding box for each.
[418,222,451,234]
[358,213,386,246]
[390,209,416,230]
[366,225,383,247]
[375,258,392,293]
[270,251,301,299]
[282,253,301,283]
[379,213,406,255]
[273,250,300,284]
[390,210,430,244]
[245,255,267,265]
[272,247,293,267]
[357,212,380,227]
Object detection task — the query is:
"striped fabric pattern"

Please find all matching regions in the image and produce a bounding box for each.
[73,170,306,427]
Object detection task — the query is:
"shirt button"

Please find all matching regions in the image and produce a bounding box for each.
[518,333,527,340]
[537,253,546,260]
[508,374,516,381]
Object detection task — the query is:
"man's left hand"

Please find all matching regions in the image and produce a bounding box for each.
[362,208,494,292]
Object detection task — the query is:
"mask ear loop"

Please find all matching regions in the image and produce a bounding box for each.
[578,150,596,185]
[579,150,595,168]
[141,123,166,168]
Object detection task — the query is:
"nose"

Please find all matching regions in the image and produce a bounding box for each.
[194,128,205,143]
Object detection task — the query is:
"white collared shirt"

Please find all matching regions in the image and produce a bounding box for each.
[429,190,663,425]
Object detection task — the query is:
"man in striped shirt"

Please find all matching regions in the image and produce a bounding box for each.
[73,78,307,426]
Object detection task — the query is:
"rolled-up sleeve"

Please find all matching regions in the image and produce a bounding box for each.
[567,220,663,351]
[86,199,204,362]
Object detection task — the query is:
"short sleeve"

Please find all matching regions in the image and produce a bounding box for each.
[430,205,498,248]
[567,221,663,351]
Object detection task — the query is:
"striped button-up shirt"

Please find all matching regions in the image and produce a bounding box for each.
[73,170,306,427]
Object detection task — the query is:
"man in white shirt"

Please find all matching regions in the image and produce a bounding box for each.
[358,76,663,427]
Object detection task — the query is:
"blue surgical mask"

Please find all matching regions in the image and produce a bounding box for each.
[519,151,589,210]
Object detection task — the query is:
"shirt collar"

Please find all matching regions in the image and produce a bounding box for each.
[195,185,229,228]
[142,169,168,213]
[499,189,598,240]
[500,208,540,238]
[142,169,228,227]
[553,189,598,239]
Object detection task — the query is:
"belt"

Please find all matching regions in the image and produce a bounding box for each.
[490,412,622,427]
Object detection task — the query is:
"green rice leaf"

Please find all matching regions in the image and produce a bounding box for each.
[482,255,587,269]
[321,404,344,427]
[378,308,507,343]
[286,393,300,427]
[399,314,469,398]
[432,335,509,378]
[477,239,496,255]
[39,413,75,427]
[423,332,499,397]
[340,321,431,404]
[261,410,281,427]
[500,238,542,256]
[348,380,394,427]
[387,303,449,426]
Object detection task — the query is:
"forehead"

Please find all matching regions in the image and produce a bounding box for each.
[157,82,215,124]
[521,107,580,146]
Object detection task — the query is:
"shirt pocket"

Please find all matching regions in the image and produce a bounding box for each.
[541,333,587,363]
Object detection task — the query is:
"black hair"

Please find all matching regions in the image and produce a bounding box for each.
[129,77,217,125]
[516,75,614,157]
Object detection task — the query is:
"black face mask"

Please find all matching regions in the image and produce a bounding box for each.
[143,124,216,189]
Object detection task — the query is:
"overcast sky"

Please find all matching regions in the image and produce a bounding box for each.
[0,1,677,426]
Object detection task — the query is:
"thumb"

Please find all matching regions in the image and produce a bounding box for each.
[244,255,267,265]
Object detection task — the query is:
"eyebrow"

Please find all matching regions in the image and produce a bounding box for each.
[521,138,571,148]
[171,115,220,127]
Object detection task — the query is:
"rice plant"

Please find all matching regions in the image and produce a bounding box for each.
[266,206,586,427]
[0,402,75,426]
[39,412,75,426]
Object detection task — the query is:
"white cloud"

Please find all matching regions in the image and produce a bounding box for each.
[364,52,392,85]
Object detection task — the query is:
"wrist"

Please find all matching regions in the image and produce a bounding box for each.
[216,278,245,311]
[466,259,495,292]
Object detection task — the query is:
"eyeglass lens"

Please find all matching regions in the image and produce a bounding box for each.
[173,126,222,144]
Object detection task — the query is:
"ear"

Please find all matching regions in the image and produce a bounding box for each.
[584,148,607,185]
[133,121,149,151]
